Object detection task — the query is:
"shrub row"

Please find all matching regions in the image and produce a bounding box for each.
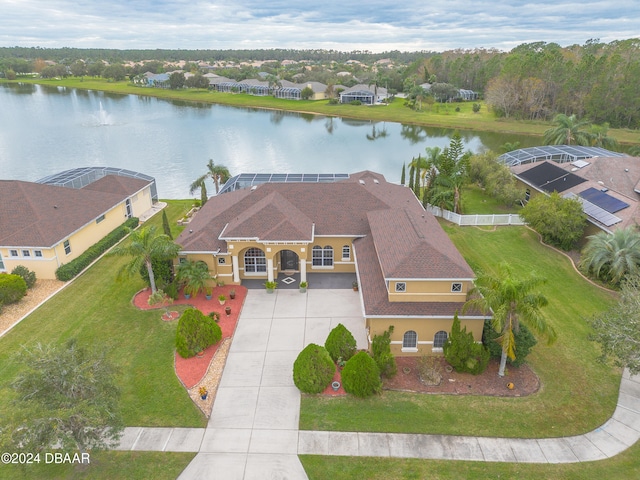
[55,217,139,281]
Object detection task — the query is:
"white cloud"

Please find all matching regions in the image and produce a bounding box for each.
[0,0,638,52]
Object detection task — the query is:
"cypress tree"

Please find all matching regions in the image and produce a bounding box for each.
[408,165,415,192]
[162,210,173,240]
[400,163,406,185]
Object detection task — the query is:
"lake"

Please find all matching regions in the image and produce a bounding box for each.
[0,83,538,198]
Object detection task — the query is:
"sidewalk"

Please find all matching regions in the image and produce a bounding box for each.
[116,290,640,476]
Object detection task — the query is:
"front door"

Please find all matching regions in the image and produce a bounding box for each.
[280,250,299,271]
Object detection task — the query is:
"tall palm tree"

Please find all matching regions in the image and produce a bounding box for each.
[543,113,592,146]
[580,227,640,285]
[189,176,208,206]
[464,263,556,376]
[589,122,619,150]
[109,225,181,294]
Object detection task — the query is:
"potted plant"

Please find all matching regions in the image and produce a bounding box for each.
[225,306,231,316]
[199,386,208,400]
[229,289,236,300]
[217,279,225,287]
[205,287,213,301]
[177,260,213,299]
[218,294,226,305]
[352,281,359,292]
[264,280,277,293]
[299,281,308,293]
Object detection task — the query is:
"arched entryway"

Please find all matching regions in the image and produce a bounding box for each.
[280,249,299,272]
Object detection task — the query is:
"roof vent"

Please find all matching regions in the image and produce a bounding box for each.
[598,181,605,185]
[250,186,257,191]
[53,205,58,209]
[373,179,380,184]
[571,167,578,172]
[359,179,365,185]
[601,188,609,192]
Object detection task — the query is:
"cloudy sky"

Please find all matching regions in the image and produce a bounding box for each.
[1,0,638,52]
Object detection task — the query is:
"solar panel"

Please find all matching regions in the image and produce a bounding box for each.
[579,187,629,213]
[565,193,622,227]
[518,162,586,193]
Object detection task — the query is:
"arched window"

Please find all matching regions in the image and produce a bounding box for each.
[433,331,448,349]
[244,247,266,273]
[312,245,333,267]
[403,330,417,349]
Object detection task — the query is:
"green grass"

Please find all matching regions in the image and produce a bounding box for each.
[0,200,204,428]
[0,451,196,480]
[300,226,619,438]
[300,440,640,479]
[461,184,521,214]
[6,77,639,144]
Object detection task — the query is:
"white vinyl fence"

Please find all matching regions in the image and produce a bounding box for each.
[426,205,525,226]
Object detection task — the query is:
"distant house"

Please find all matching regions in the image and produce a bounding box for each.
[0,167,157,279]
[176,171,484,356]
[339,84,388,104]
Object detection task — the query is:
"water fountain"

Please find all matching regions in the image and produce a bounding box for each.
[94,101,112,126]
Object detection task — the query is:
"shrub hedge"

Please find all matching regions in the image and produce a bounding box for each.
[0,274,28,305]
[324,323,357,363]
[10,265,36,289]
[341,351,382,398]
[175,308,222,358]
[55,217,139,281]
[293,344,335,394]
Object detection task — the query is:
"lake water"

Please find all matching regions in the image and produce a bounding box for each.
[0,83,538,198]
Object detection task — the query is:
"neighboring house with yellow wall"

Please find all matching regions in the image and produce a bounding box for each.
[0,167,156,280]
[176,171,486,356]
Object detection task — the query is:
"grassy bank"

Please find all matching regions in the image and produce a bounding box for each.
[6,77,639,144]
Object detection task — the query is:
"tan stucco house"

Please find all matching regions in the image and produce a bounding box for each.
[176,171,485,356]
[0,167,157,279]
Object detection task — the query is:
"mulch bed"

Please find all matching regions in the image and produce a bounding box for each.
[133,285,246,388]
[383,356,540,397]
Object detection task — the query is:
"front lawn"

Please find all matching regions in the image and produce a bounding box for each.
[0,200,204,428]
[300,226,619,438]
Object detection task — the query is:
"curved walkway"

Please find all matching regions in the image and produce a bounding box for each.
[116,290,640,479]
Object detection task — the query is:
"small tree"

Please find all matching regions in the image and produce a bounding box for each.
[324,323,357,363]
[10,265,36,289]
[443,314,490,375]
[341,351,382,398]
[175,308,222,358]
[301,86,314,100]
[293,344,335,394]
[520,191,586,250]
[371,326,397,378]
[8,339,123,456]
[589,275,640,374]
[148,289,174,316]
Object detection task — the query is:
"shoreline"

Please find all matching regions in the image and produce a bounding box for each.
[5,78,638,145]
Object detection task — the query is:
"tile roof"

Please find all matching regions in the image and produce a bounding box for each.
[0,176,149,248]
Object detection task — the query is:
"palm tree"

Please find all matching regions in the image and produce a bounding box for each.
[464,263,556,376]
[543,113,592,146]
[197,159,231,195]
[189,176,208,206]
[589,122,619,150]
[580,227,640,285]
[109,225,180,294]
[176,260,213,298]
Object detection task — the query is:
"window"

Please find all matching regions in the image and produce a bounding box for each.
[395,282,406,292]
[63,240,71,255]
[433,331,448,349]
[218,257,226,265]
[244,247,267,273]
[10,250,18,257]
[96,214,105,224]
[35,250,42,257]
[0,253,4,270]
[179,257,187,264]
[125,199,132,218]
[403,330,417,349]
[22,250,30,257]
[451,283,462,292]
[525,189,531,202]
[342,245,350,260]
[312,245,333,267]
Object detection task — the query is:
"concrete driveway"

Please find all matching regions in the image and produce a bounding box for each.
[178,288,366,479]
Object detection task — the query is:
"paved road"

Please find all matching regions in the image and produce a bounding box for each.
[116,290,640,478]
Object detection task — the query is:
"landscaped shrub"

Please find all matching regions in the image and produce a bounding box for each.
[55,217,139,281]
[443,314,490,375]
[0,274,28,305]
[482,320,537,367]
[349,100,362,105]
[371,326,397,378]
[11,265,36,289]
[293,344,335,394]
[341,351,382,398]
[175,308,222,358]
[139,257,173,290]
[164,280,179,300]
[324,323,357,363]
